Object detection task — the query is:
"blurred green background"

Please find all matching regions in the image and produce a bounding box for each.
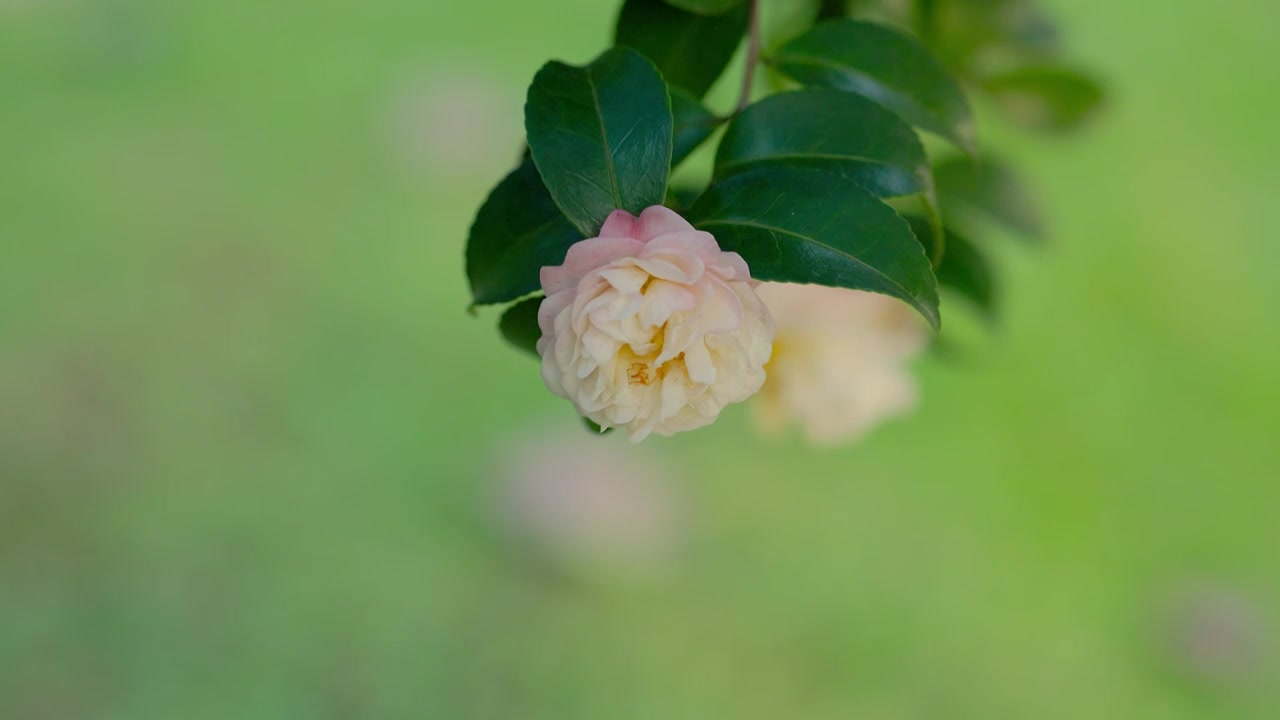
[2,0,1278,717]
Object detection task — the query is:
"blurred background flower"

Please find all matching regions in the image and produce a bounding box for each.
[382,65,516,178]
[754,283,927,446]
[1159,582,1270,687]
[489,424,684,583]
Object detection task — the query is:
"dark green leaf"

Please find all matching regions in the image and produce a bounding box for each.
[818,0,848,21]
[933,156,1043,240]
[688,165,940,328]
[931,0,1060,72]
[714,88,930,198]
[901,196,952,260]
[661,0,743,15]
[670,88,726,168]
[982,65,1104,131]
[759,0,822,52]
[914,190,946,266]
[467,162,583,305]
[938,231,995,317]
[498,295,544,357]
[916,0,937,42]
[525,47,673,237]
[582,417,615,435]
[616,0,747,97]
[715,88,944,258]
[665,186,703,212]
[774,20,977,154]
[906,216,994,317]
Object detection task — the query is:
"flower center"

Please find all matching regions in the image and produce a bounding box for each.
[627,362,653,386]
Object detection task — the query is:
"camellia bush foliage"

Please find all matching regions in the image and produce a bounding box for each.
[466,0,1102,442]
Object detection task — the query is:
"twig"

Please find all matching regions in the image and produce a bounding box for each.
[736,0,762,113]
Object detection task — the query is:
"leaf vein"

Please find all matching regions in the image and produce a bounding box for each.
[586,70,624,209]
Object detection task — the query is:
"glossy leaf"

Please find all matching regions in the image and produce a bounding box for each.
[759,0,824,53]
[938,231,995,317]
[670,88,726,168]
[525,47,673,237]
[688,165,940,328]
[715,88,944,259]
[982,65,1104,131]
[467,162,583,305]
[498,295,544,357]
[665,186,703,213]
[616,0,747,97]
[714,88,930,199]
[916,0,937,42]
[906,216,994,317]
[934,156,1043,240]
[817,0,848,21]
[914,190,947,266]
[661,0,743,15]
[775,20,977,154]
[931,0,1060,72]
[906,198,947,260]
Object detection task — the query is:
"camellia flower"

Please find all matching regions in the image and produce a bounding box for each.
[753,283,928,446]
[538,206,774,442]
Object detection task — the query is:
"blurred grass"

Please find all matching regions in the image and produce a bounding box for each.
[2,0,1278,718]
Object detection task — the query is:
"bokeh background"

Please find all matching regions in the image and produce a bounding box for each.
[3,0,1278,717]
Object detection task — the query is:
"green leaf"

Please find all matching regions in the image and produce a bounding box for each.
[714,88,944,259]
[906,198,947,260]
[582,416,615,435]
[661,0,743,15]
[498,295,544,357]
[467,162,583,305]
[915,189,946,267]
[759,0,822,52]
[930,0,1060,72]
[665,185,703,212]
[933,156,1043,240]
[916,0,938,42]
[938,231,995,318]
[774,19,977,154]
[616,0,747,98]
[817,0,848,21]
[670,88,726,168]
[688,165,940,328]
[906,216,994,317]
[525,47,673,237]
[714,88,930,199]
[982,65,1104,131]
